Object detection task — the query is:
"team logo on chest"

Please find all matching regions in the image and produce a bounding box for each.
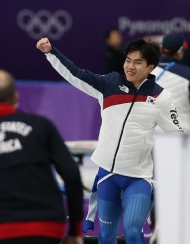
[119,85,129,93]
[146,96,156,105]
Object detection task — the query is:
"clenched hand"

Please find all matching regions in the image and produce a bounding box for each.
[36,37,52,53]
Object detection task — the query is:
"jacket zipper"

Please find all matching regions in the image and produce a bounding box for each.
[111,89,138,172]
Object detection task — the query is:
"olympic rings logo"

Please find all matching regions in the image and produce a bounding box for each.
[17,9,73,40]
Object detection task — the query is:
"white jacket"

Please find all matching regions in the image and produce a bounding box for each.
[46,47,183,179]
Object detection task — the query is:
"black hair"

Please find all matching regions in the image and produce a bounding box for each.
[123,39,160,68]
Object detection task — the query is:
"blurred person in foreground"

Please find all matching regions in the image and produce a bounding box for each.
[104,28,125,75]
[151,33,190,133]
[0,69,83,244]
[36,37,183,244]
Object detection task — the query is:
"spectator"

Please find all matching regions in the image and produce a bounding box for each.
[104,28,125,75]
[0,69,84,244]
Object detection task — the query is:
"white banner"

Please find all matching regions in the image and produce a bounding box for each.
[154,134,190,244]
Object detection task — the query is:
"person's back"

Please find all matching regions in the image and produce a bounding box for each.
[0,113,74,223]
[0,70,84,244]
[151,34,190,133]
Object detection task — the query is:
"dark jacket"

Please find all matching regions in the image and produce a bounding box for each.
[0,103,83,240]
[105,46,125,75]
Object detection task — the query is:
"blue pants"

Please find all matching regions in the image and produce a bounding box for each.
[97,168,152,244]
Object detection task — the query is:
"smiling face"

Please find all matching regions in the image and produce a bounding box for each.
[123,51,154,88]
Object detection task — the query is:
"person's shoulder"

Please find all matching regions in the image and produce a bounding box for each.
[105,71,123,77]
[153,82,172,102]
[103,71,124,81]
[18,111,44,119]
[153,88,173,111]
[156,87,173,102]
[17,111,53,126]
[161,88,172,97]
[176,62,190,71]
[172,63,190,79]
[154,82,164,91]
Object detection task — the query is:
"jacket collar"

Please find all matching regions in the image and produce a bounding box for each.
[0,103,17,117]
[125,73,156,89]
[159,56,180,65]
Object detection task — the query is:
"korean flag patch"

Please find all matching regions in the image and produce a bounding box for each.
[146,96,156,105]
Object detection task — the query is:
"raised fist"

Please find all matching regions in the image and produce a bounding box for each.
[36,37,52,53]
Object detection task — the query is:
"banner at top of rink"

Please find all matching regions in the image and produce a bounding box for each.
[118,17,190,37]
[1,0,190,80]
